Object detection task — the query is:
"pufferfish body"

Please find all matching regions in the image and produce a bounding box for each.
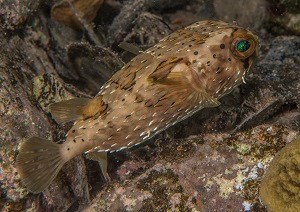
[16,20,259,193]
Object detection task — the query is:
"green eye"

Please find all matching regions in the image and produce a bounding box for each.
[236,40,250,52]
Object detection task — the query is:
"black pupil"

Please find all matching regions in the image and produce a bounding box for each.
[236,40,251,52]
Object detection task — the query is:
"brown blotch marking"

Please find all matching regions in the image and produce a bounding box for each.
[93,104,109,120]
[80,96,108,119]
[145,99,154,107]
[120,72,136,90]
[135,93,144,103]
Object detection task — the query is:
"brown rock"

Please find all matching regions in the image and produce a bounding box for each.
[51,0,104,29]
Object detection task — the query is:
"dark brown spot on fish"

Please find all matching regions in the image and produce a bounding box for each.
[67,148,70,151]
[207,61,211,66]
[213,54,217,58]
[185,60,191,66]
[216,67,222,74]
[158,53,161,56]
[194,51,198,55]
[189,44,192,47]
[220,44,225,49]
[228,58,231,61]
[181,43,185,45]
[192,60,197,63]
[81,139,84,142]
[125,115,131,119]
[73,139,76,143]
[107,121,114,128]
[72,130,75,133]
[122,98,125,101]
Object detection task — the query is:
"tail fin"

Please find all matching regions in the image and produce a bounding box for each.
[16,137,66,193]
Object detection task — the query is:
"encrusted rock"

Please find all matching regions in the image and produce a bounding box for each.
[260,137,300,212]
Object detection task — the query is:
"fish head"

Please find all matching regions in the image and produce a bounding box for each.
[188,21,260,98]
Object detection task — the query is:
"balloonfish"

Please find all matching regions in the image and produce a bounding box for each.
[16,20,259,193]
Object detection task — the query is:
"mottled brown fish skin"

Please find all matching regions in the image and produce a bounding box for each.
[16,20,259,193]
[62,20,259,159]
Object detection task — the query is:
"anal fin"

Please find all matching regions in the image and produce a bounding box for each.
[199,91,221,108]
[86,151,111,182]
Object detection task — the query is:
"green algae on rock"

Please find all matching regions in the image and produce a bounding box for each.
[260,137,300,212]
[32,74,74,113]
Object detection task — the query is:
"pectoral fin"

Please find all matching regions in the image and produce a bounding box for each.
[86,151,111,182]
[148,57,184,82]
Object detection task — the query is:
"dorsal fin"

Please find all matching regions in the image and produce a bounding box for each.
[49,96,109,123]
[49,98,89,123]
[118,41,143,55]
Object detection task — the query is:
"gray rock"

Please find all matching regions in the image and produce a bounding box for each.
[0,0,43,29]
[214,0,267,28]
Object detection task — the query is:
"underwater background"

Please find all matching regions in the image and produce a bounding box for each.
[0,0,299,211]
